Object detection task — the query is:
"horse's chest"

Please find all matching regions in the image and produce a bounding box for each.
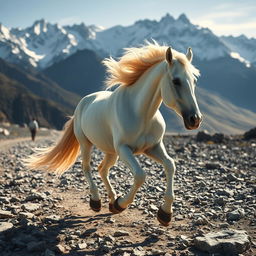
[127,132,157,154]
[116,115,164,154]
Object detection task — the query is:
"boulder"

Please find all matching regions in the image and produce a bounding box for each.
[244,127,256,140]
[196,130,212,142]
[212,133,225,143]
[196,131,226,143]
[21,203,40,212]
[194,229,251,254]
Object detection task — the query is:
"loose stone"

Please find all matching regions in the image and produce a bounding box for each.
[113,230,130,237]
[0,210,14,219]
[0,222,13,232]
[21,203,40,212]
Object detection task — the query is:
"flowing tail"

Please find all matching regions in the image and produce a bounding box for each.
[25,117,80,175]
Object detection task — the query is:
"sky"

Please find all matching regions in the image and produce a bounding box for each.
[0,0,256,38]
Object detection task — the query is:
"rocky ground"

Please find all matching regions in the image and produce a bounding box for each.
[0,130,255,256]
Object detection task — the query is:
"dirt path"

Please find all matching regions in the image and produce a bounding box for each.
[48,188,191,256]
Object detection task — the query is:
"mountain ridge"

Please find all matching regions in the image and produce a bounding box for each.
[0,14,255,69]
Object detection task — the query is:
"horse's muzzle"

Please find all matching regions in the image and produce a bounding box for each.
[183,113,202,130]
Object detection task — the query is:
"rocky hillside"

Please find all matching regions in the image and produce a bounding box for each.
[0,73,70,129]
[0,58,81,129]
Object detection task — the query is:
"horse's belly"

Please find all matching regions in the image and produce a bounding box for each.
[87,129,115,153]
[81,103,115,153]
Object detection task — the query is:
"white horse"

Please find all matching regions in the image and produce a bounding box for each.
[26,42,202,226]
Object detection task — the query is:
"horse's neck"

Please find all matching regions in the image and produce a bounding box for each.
[129,62,165,121]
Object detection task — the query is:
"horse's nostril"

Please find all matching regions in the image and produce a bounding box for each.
[185,113,201,129]
[189,115,196,126]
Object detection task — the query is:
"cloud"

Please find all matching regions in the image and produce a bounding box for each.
[193,19,256,37]
[191,2,256,37]
[200,11,245,20]
[213,1,256,12]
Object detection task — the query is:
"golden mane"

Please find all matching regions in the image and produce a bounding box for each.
[102,41,200,87]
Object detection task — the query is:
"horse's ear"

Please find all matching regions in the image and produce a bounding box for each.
[166,47,173,64]
[186,47,193,62]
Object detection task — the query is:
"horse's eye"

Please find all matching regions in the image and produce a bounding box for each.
[173,78,181,86]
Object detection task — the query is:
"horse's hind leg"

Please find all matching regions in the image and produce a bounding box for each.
[98,154,118,212]
[80,139,101,212]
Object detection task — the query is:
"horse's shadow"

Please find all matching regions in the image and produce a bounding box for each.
[1,213,160,256]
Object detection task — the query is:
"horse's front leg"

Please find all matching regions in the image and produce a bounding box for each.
[112,145,146,213]
[145,141,176,226]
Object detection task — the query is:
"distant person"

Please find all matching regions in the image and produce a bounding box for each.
[29,118,39,141]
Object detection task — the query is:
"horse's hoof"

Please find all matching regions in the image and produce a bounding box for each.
[109,203,115,213]
[89,197,101,212]
[157,207,172,226]
[111,197,126,214]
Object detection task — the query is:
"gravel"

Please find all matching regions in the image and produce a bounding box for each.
[0,131,255,255]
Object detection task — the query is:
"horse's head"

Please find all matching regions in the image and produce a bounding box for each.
[161,47,202,130]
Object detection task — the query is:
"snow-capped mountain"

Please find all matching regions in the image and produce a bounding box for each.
[220,35,256,67]
[0,19,103,68]
[1,14,255,69]
[95,14,230,60]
